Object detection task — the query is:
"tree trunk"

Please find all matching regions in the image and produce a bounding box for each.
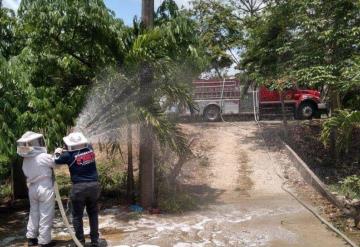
[280,91,288,139]
[142,0,154,28]
[126,119,135,203]
[138,62,155,208]
[329,87,342,114]
[139,123,154,208]
[139,0,155,209]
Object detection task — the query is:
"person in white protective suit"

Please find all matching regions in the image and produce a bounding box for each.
[17,131,56,247]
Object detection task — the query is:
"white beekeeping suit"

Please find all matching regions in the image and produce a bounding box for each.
[17,131,55,246]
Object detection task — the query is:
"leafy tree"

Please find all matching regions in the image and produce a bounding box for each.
[0,7,20,59]
[0,0,128,185]
[191,0,243,75]
[241,0,360,111]
[191,0,268,77]
[17,0,127,89]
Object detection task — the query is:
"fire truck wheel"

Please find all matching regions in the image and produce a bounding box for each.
[204,105,221,122]
[298,102,316,119]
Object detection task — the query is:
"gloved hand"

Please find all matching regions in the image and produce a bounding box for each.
[54,148,63,157]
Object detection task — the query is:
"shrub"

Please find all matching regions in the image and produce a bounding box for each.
[0,155,10,181]
[0,181,12,201]
[321,110,360,153]
[159,190,198,213]
[97,163,127,197]
[339,175,360,199]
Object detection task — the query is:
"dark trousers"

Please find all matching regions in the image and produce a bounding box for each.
[70,181,100,242]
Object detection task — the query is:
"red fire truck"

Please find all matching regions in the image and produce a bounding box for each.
[181,79,328,121]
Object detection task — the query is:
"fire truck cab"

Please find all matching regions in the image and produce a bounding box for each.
[259,86,329,120]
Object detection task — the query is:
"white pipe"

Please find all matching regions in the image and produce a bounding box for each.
[54,180,83,247]
[218,79,357,247]
[251,88,358,247]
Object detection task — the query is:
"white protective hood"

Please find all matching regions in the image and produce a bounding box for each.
[17,131,47,158]
[63,132,89,151]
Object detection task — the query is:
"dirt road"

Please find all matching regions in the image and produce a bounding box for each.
[2,122,347,247]
[100,122,347,246]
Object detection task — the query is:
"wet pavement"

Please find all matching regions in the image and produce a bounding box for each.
[1,122,348,247]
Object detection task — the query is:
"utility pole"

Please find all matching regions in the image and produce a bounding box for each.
[142,0,154,28]
[139,0,155,209]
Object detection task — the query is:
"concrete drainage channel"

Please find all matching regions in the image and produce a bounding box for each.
[282,141,358,247]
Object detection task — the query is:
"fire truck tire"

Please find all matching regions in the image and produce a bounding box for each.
[298,102,316,119]
[204,105,221,122]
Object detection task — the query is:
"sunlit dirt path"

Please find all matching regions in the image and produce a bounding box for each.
[3,122,347,247]
[100,122,346,247]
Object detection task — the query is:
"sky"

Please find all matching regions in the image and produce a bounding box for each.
[3,0,192,26]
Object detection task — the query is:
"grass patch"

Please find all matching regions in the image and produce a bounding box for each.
[97,163,127,198]
[338,175,360,199]
[0,182,11,201]
[328,175,360,200]
[159,190,198,213]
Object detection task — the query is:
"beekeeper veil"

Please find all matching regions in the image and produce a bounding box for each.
[17,131,47,157]
[63,132,89,151]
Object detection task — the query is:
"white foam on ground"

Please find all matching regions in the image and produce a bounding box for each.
[173,241,212,247]
[137,245,160,247]
[51,205,302,246]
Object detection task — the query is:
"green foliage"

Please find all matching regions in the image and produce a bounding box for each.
[191,0,244,72]
[97,163,127,196]
[0,155,10,181]
[159,190,198,213]
[339,175,360,199]
[240,0,360,109]
[0,7,20,59]
[321,110,360,153]
[86,3,206,156]
[0,0,128,179]
[155,0,179,25]
[0,182,12,201]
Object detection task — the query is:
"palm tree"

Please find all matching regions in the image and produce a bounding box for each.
[85,1,203,208]
[142,0,154,28]
[139,0,155,208]
[85,0,204,208]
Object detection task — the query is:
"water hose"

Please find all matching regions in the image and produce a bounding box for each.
[251,89,358,247]
[53,178,83,247]
[218,78,358,247]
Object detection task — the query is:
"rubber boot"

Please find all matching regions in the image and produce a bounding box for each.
[27,238,38,246]
[91,240,99,247]
[38,240,56,247]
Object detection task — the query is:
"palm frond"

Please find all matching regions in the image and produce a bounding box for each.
[321,110,360,153]
[137,105,189,155]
